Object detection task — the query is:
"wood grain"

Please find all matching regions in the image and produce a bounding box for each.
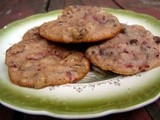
[0,0,159,120]
[114,0,160,19]
[48,0,120,10]
[146,99,160,120]
[0,104,14,120]
[0,0,49,28]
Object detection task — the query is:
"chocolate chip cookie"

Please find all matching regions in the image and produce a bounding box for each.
[86,24,160,75]
[39,5,121,43]
[5,27,90,89]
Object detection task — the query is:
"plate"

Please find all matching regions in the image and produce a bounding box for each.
[0,8,160,119]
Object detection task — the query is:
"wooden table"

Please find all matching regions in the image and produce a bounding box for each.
[0,0,160,120]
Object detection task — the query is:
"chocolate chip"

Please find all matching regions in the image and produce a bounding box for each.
[99,49,113,56]
[120,28,125,34]
[58,20,63,25]
[113,23,117,27]
[153,36,160,44]
[72,27,88,40]
[129,39,138,45]
[101,18,115,24]
[99,49,105,55]
[123,49,129,53]
[91,50,95,54]
[78,28,88,40]
[156,54,159,58]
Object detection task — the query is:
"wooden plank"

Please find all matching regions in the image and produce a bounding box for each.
[48,0,121,11]
[156,99,160,107]
[0,0,49,28]
[23,108,152,120]
[21,114,57,120]
[0,1,159,120]
[12,110,25,120]
[146,99,160,120]
[114,0,160,19]
[99,108,151,120]
[0,104,14,120]
[0,104,152,120]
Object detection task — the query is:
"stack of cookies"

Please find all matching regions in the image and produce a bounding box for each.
[5,5,160,89]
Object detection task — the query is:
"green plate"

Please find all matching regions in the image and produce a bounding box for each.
[0,8,160,119]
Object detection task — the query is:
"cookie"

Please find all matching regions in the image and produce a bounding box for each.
[22,27,41,41]
[5,27,90,89]
[86,24,160,75]
[39,5,121,43]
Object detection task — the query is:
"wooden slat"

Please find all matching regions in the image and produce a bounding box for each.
[114,0,160,19]
[12,110,25,120]
[146,99,160,120]
[0,104,14,120]
[0,1,159,120]
[22,114,57,120]
[156,99,160,107]
[0,0,49,28]
[97,108,151,120]
[4,107,151,120]
[48,0,121,11]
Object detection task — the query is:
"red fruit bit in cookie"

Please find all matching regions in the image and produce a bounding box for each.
[139,64,150,71]
[142,41,147,45]
[52,50,67,59]
[27,52,46,60]
[93,15,107,24]
[11,64,17,68]
[93,15,98,21]
[10,49,24,56]
[125,64,133,68]
[66,71,76,82]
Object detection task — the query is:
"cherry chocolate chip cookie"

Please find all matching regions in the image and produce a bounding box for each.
[39,5,121,43]
[5,27,90,89]
[86,24,160,75]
